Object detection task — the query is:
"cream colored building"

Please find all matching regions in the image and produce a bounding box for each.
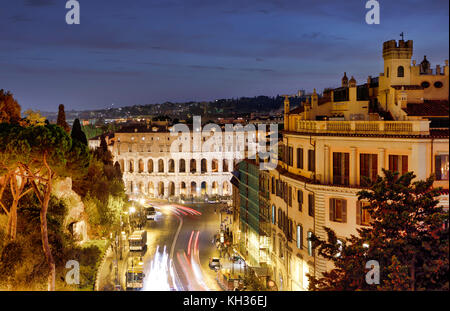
[251,38,449,291]
[112,123,264,200]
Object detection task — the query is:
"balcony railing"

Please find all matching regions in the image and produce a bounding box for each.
[293,120,430,136]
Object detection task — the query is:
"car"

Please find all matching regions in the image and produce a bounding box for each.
[209,257,221,269]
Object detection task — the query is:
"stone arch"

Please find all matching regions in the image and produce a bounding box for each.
[158,159,164,173]
[137,181,144,193]
[397,66,404,77]
[179,159,186,173]
[223,159,229,172]
[168,159,175,173]
[223,181,230,196]
[158,181,165,197]
[190,181,197,195]
[119,159,124,173]
[148,182,154,197]
[129,160,134,173]
[169,182,175,196]
[180,182,187,196]
[212,159,218,172]
[148,159,154,173]
[129,181,134,193]
[212,181,219,195]
[138,159,144,173]
[201,158,207,173]
[201,181,207,195]
[190,159,197,173]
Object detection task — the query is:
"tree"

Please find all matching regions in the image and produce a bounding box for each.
[17,124,90,290]
[56,104,70,133]
[308,170,449,291]
[0,90,21,124]
[71,118,87,145]
[23,110,46,126]
[0,123,33,241]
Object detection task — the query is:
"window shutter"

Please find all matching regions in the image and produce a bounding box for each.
[342,200,347,223]
[402,155,408,174]
[356,201,361,225]
[329,199,334,221]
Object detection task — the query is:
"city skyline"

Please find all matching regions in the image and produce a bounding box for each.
[0,0,448,112]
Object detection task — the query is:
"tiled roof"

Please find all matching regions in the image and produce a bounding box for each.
[404,100,449,117]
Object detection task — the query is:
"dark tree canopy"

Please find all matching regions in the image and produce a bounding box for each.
[56,104,70,133]
[308,170,449,291]
[71,118,87,146]
[0,90,21,124]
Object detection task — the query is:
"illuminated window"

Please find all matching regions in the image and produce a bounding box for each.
[360,154,378,186]
[272,205,276,224]
[329,198,347,223]
[307,231,313,256]
[389,155,408,175]
[333,152,350,185]
[296,225,303,249]
[357,201,372,226]
[435,154,449,180]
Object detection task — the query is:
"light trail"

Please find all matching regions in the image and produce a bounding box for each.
[143,245,171,291]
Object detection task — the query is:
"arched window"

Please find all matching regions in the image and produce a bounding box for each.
[397,66,404,77]
[386,67,389,78]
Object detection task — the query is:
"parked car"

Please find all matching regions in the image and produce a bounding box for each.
[209,257,221,269]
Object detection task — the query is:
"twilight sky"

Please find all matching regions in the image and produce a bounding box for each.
[0,0,448,112]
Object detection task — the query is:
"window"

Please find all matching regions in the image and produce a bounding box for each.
[360,154,378,186]
[271,177,275,194]
[278,209,282,229]
[397,66,404,77]
[297,189,303,212]
[386,66,389,77]
[308,193,314,217]
[288,147,294,166]
[288,186,292,207]
[329,198,347,223]
[389,155,408,175]
[434,81,443,88]
[308,150,315,171]
[296,148,304,169]
[421,81,430,88]
[356,201,372,226]
[307,231,313,256]
[333,152,350,185]
[272,205,276,224]
[435,154,449,180]
[296,225,303,249]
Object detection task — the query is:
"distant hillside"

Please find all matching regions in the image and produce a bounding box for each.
[42,95,307,122]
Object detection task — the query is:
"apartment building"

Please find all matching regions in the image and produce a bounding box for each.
[234,38,449,291]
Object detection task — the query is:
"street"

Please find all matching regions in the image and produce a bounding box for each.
[98,201,230,291]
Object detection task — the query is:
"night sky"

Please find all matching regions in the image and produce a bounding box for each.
[0,0,448,112]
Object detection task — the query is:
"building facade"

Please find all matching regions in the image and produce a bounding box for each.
[235,38,449,291]
[111,123,265,200]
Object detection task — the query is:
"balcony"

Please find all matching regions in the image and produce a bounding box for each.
[293,120,430,136]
